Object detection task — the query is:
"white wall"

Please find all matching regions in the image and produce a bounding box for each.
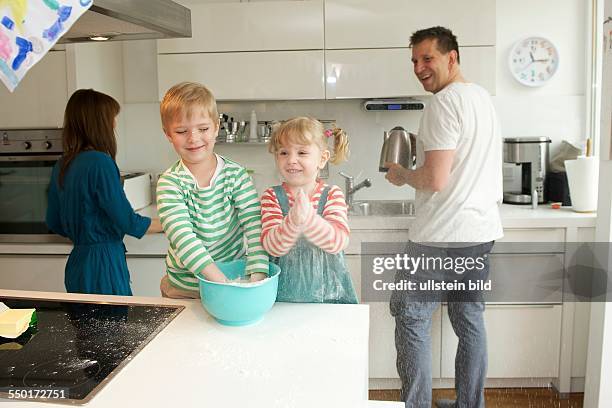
[118,0,589,201]
[65,42,128,167]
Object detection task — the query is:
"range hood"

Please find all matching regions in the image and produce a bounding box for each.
[58,0,191,43]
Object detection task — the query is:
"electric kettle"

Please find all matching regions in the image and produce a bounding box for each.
[379,126,413,172]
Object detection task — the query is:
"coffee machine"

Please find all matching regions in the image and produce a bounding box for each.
[503,137,551,204]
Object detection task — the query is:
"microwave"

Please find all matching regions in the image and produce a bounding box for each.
[120,172,153,211]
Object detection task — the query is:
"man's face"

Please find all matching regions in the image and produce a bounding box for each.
[411,38,457,94]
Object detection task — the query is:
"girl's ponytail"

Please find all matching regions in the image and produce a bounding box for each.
[328,127,349,164]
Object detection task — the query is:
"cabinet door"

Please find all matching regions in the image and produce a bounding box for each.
[325,0,495,49]
[0,255,66,292]
[346,230,410,255]
[496,228,565,253]
[0,51,68,128]
[441,304,562,378]
[127,257,166,297]
[346,254,362,300]
[325,47,495,99]
[571,302,590,377]
[158,1,324,53]
[158,51,325,100]
[369,302,442,379]
[347,255,441,379]
[488,253,564,304]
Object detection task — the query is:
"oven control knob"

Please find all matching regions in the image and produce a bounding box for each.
[23,141,32,150]
[44,141,53,150]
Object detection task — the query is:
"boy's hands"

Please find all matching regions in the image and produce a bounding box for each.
[249,272,267,283]
[201,263,227,283]
[288,188,314,227]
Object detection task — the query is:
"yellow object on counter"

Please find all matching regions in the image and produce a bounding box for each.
[0,303,36,339]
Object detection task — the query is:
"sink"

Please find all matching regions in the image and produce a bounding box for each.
[349,200,415,217]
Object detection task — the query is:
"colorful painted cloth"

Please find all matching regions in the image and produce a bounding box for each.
[0,0,92,92]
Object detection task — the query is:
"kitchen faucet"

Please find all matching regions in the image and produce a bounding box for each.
[339,171,372,208]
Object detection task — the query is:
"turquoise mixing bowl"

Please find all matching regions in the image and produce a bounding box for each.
[196,260,280,326]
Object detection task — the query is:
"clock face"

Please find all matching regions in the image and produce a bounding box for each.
[509,37,559,87]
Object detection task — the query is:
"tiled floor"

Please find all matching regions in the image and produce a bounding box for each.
[369,388,584,408]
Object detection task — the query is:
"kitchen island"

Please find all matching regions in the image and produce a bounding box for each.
[0,289,369,407]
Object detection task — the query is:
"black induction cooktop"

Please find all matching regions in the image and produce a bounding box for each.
[0,297,183,405]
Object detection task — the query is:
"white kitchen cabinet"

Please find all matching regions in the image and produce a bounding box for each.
[441,304,562,378]
[0,255,66,292]
[126,256,166,297]
[325,47,496,98]
[346,230,410,256]
[571,302,590,378]
[499,228,566,243]
[0,254,165,297]
[346,254,362,299]
[324,0,495,49]
[486,253,565,304]
[157,51,325,100]
[0,51,68,128]
[158,1,324,53]
[570,227,595,380]
[369,302,442,380]
[346,248,441,382]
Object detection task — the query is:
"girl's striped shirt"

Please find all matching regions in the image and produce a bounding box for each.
[260,181,349,256]
[156,156,268,291]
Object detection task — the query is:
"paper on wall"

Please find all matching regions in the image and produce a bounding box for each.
[0,0,92,92]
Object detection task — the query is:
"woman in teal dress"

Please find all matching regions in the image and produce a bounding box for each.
[46,89,162,296]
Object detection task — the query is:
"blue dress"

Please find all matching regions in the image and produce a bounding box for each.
[46,151,151,296]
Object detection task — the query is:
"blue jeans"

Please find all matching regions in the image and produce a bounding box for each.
[390,241,494,408]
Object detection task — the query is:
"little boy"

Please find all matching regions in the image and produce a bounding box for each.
[157,82,268,298]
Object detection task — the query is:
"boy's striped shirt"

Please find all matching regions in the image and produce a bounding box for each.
[157,156,268,291]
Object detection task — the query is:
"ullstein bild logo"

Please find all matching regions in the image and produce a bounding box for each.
[359,242,612,303]
[372,278,492,292]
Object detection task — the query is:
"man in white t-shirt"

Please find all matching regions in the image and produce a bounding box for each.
[384,26,503,408]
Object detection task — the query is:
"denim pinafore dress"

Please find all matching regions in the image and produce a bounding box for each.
[273,185,358,304]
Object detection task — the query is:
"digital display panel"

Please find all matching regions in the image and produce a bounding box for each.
[387,104,402,110]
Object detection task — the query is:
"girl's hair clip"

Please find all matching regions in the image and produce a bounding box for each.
[324,129,334,138]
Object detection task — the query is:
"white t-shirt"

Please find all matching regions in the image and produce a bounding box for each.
[408,82,504,243]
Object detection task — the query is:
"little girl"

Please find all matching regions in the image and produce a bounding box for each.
[261,117,358,303]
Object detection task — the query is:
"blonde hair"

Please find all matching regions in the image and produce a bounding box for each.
[160,82,219,130]
[268,117,349,164]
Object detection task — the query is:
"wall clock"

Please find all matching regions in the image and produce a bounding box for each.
[508,36,559,87]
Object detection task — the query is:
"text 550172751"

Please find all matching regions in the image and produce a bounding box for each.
[1,387,68,400]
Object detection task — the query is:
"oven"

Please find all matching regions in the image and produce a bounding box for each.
[0,129,67,243]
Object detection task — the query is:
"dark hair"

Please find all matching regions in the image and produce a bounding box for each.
[409,26,460,64]
[59,89,120,186]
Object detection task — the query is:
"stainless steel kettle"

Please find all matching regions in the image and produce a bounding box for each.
[379,126,412,172]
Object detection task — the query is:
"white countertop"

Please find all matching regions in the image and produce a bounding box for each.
[0,289,369,408]
[0,203,596,256]
[347,203,596,230]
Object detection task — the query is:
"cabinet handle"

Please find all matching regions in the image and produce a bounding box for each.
[486,304,556,309]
